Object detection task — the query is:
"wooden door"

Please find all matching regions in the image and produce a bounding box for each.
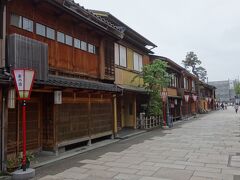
[7,95,41,155]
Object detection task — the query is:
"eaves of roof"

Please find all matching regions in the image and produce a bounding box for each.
[89,10,157,49]
[117,84,148,94]
[44,0,124,39]
[36,76,121,92]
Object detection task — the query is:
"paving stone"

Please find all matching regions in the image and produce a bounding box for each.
[107,167,139,174]
[205,163,228,169]
[222,168,240,175]
[154,162,186,169]
[231,156,240,161]
[129,164,160,171]
[55,171,89,179]
[80,164,109,170]
[39,176,64,180]
[104,161,132,168]
[186,166,221,173]
[79,159,105,165]
[136,170,156,176]
[231,161,240,168]
[139,177,171,180]
[174,161,205,167]
[190,176,212,180]
[153,167,194,180]
[84,169,118,178]
[113,173,142,180]
[63,167,89,174]
[194,171,233,180]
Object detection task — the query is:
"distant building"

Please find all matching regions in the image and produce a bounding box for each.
[209,80,235,103]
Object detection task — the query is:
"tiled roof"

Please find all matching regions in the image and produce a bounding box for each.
[117,84,148,94]
[36,76,121,92]
[52,0,124,38]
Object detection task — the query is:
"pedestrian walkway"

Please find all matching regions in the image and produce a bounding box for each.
[38,108,240,180]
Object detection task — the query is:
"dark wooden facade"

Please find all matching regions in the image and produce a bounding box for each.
[6,0,122,156]
[181,71,198,117]
[7,0,113,79]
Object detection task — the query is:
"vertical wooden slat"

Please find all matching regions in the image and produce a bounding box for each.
[0,88,2,170]
[133,95,137,129]
[99,38,105,79]
[88,94,91,139]
[16,102,20,155]
[113,95,117,134]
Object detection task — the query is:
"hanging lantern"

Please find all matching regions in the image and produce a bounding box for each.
[174,99,178,105]
[192,95,198,102]
[8,88,16,109]
[184,95,190,102]
[54,91,62,104]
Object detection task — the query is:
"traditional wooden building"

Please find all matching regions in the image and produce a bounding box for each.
[0,0,8,171]
[150,55,200,123]
[150,56,183,123]
[5,0,126,157]
[90,10,156,131]
[181,70,198,118]
[199,81,216,112]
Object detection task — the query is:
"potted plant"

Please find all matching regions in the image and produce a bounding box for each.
[7,157,19,172]
[18,152,35,169]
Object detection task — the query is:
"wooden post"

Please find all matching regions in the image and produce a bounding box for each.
[2,88,8,172]
[88,94,91,146]
[121,98,124,128]
[99,38,105,79]
[133,95,137,129]
[113,95,118,135]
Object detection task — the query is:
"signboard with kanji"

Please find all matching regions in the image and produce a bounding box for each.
[13,69,35,100]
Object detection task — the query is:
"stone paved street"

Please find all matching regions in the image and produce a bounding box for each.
[37,108,240,180]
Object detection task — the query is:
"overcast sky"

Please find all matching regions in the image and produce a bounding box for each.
[77,0,240,81]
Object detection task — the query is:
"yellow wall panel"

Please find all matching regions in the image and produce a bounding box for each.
[127,48,133,70]
[166,88,177,96]
[115,68,143,86]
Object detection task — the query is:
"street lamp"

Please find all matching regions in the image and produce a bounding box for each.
[13,69,35,171]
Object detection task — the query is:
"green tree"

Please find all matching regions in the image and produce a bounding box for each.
[234,82,240,96]
[134,60,169,116]
[182,51,207,81]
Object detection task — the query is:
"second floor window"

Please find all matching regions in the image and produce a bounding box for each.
[10,14,33,32]
[81,41,87,51]
[184,78,189,90]
[119,45,127,67]
[169,74,178,87]
[22,17,33,32]
[192,81,196,91]
[74,38,81,49]
[46,27,55,40]
[133,52,143,72]
[10,14,22,28]
[114,43,127,67]
[36,23,45,36]
[57,32,65,43]
[65,35,73,46]
[88,44,95,54]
